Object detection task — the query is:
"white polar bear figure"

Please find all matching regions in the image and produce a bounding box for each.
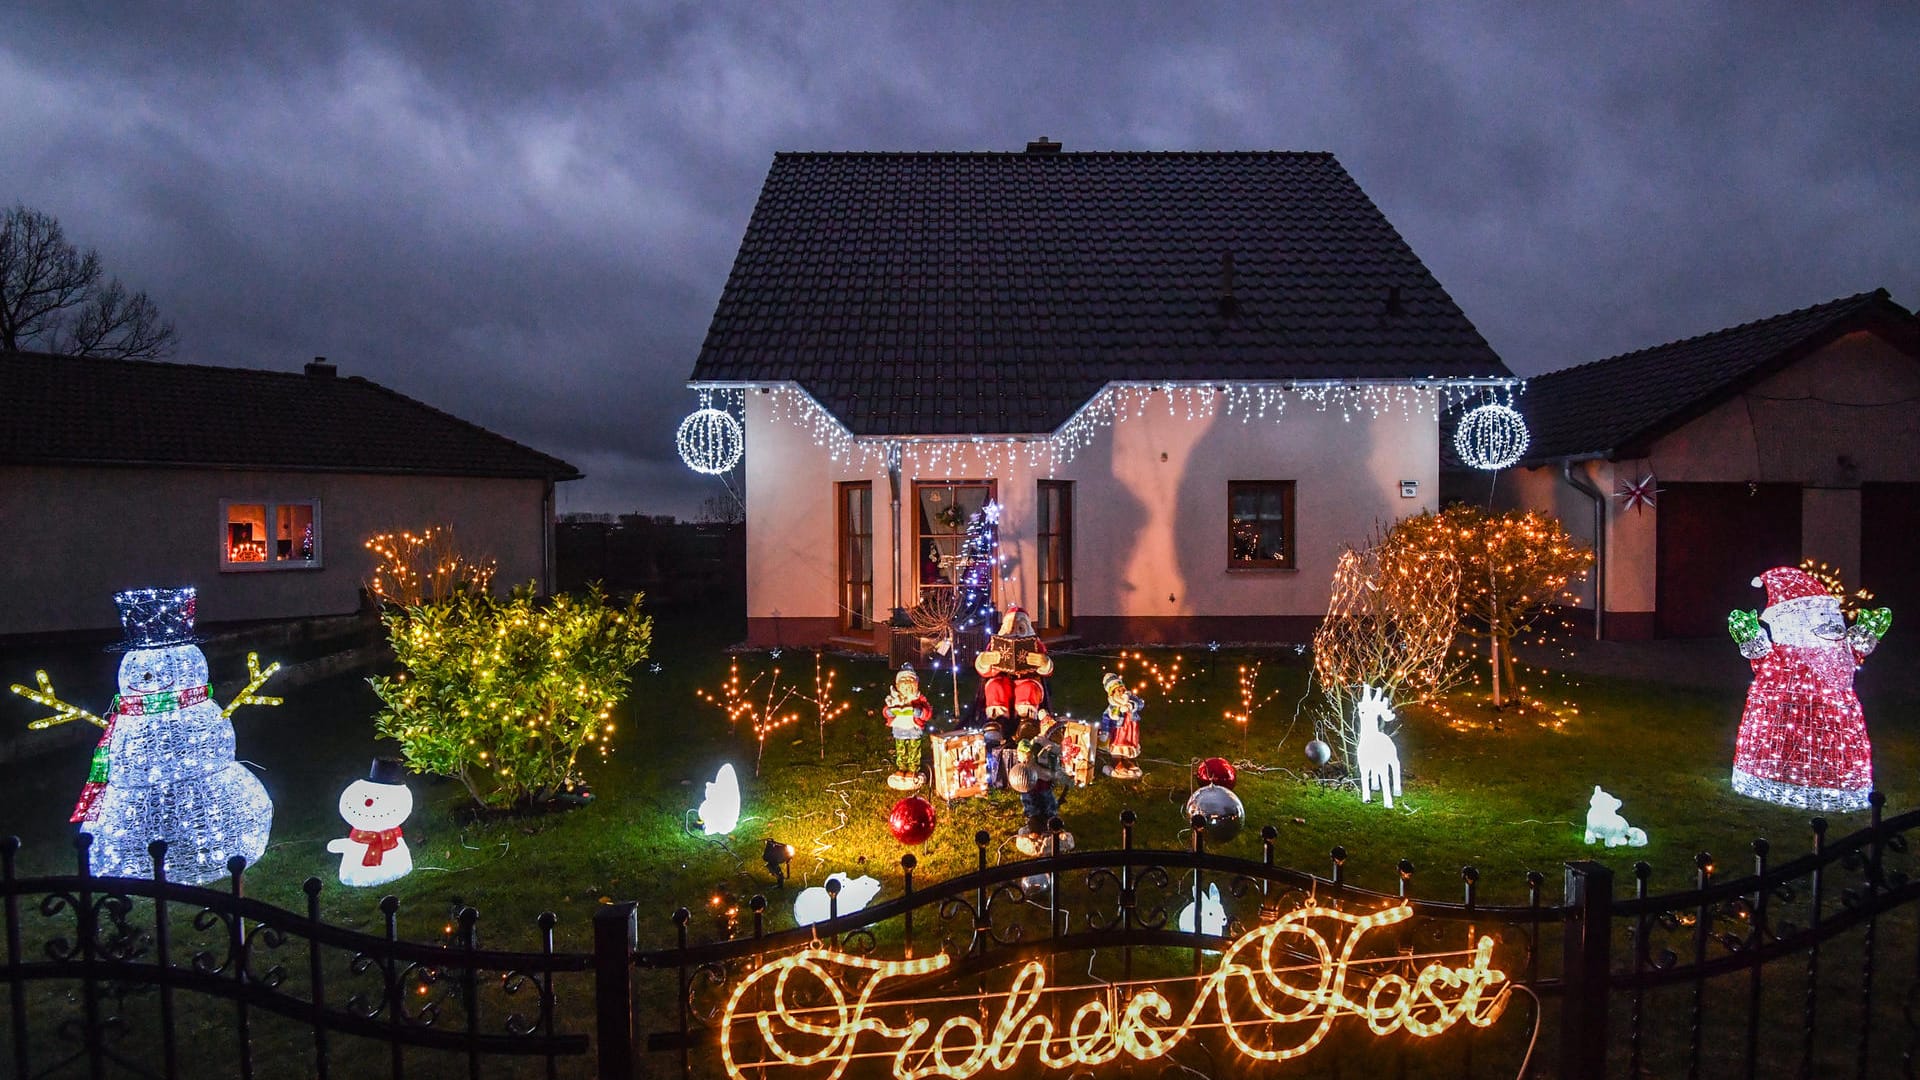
[793,874,882,927]
[327,759,415,887]
[1583,786,1648,848]
[1178,882,1227,937]
[698,763,741,836]
[1355,686,1403,809]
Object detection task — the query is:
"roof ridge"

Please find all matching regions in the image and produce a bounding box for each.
[343,375,581,479]
[771,149,1338,159]
[0,347,331,382]
[1532,288,1892,384]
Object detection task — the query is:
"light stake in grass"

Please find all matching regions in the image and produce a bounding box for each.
[811,653,853,759]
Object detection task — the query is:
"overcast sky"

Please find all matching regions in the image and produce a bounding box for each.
[4,3,1915,517]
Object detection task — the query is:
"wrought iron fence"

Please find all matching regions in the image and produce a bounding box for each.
[6,800,1919,1079]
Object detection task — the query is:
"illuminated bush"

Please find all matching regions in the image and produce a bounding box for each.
[370,584,651,809]
[1390,506,1593,707]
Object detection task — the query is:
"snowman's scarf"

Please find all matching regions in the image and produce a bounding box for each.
[69,684,212,824]
[349,827,404,866]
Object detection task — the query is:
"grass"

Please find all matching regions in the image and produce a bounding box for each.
[4,614,1918,1076]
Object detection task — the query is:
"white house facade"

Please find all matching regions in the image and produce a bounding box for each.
[688,145,1517,649]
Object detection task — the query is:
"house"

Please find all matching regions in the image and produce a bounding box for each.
[1461,290,1920,639]
[686,144,1516,650]
[0,351,581,638]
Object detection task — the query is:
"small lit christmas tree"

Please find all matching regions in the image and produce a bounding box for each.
[952,504,1000,637]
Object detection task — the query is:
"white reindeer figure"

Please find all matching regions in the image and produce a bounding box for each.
[1355,685,1402,809]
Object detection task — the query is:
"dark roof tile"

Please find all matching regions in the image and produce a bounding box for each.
[0,351,581,480]
[690,150,1508,435]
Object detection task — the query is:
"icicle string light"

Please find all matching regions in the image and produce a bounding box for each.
[715,379,1519,477]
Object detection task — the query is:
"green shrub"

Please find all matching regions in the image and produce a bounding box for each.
[370,584,651,808]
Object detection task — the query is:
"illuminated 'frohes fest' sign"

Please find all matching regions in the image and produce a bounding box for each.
[720,903,1510,1079]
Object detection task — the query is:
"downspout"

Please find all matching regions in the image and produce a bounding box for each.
[1561,460,1605,640]
[541,479,557,595]
[887,444,908,627]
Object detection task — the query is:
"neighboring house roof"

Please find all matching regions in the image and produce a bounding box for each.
[689,149,1511,435]
[1515,289,1920,464]
[0,351,582,480]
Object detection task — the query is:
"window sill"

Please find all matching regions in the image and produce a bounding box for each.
[1226,566,1298,574]
[221,562,325,573]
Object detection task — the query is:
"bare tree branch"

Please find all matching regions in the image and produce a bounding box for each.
[0,203,177,360]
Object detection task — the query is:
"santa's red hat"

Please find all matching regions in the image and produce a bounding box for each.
[1751,567,1831,610]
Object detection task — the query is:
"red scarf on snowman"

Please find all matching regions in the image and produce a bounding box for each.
[349,826,404,866]
[70,684,211,824]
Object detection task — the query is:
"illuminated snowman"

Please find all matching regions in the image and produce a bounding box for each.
[12,588,280,884]
[327,759,414,887]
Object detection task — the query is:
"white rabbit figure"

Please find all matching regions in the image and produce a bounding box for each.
[1178,882,1227,937]
[1355,686,1402,809]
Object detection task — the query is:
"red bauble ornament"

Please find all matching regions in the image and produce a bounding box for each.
[887,796,938,845]
[1195,757,1237,789]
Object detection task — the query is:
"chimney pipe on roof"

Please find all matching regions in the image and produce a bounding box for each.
[306,356,336,378]
[1024,137,1062,154]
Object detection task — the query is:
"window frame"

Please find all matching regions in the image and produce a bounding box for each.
[1226,481,1296,571]
[1036,479,1072,633]
[219,498,324,572]
[836,481,875,631]
[911,478,998,607]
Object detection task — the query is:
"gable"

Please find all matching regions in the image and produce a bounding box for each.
[690,150,1509,436]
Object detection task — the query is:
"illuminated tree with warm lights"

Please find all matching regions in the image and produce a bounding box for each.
[697,658,803,777]
[364,526,497,606]
[371,584,650,809]
[1391,506,1593,708]
[1312,524,1461,765]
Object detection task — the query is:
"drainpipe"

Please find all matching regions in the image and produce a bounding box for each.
[887,445,908,627]
[1562,460,1605,640]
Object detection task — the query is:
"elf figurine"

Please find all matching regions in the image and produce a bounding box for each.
[974,606,1053,741]
[884,664,932,791]
[1099,672,1144,780]
[1008,736,1075,856]
[1728,566,1891,811]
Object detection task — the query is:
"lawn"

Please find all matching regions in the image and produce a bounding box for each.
[4,611,1915,956]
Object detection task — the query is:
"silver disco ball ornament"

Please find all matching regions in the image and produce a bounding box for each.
[1304,738,1332,767]
[677,407,744,475]
[1184,784,1245,844]
[1453,402,1529,470]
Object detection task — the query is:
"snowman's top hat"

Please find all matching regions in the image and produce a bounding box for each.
[107,587,205,651]
[369,758,408,786]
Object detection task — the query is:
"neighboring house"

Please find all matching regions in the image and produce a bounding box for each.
[687,143,1516,650]
[0,352,581,638]
[1459,290,1920,639]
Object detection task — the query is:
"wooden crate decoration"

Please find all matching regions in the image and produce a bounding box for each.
[1056,720,1096,787]
[930,729,989,800]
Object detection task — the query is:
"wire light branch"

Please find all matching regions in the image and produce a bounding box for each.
[220,652,284,719]
[10,671,106,730]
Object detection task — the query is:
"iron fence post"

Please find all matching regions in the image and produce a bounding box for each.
[592,901,638,1080]
[1561,860,1614,1080]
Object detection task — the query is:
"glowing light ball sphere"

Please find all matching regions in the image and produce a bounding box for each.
[1195,757,1237,789]
[677,407,744,475]
[887,796,938,845]
[1453,403,1530,470]
[1184,784,1245,844]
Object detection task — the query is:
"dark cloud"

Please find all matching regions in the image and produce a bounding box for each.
[3,3,1915,516]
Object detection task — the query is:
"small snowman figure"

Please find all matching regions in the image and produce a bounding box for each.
[328,758,414,887]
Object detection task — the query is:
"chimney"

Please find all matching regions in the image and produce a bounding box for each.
[305,356,336,378]
[1024,136,1062,154]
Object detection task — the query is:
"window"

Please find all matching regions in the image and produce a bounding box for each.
[837,482,874,631]
[1036,480,1072,632]
[221,499,321,570]
[1228,482,1294,569]
[914,480,995,604]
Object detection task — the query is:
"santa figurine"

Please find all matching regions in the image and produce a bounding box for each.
[1099,672,1144,780]
[974,606,1053,741]
[884,664,932,791]
[1728,566,1891,811]
[327,758,415,887]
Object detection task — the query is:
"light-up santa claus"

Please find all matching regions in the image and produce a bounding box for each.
[974,606,1053,741]
[1729,566,1891,811]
